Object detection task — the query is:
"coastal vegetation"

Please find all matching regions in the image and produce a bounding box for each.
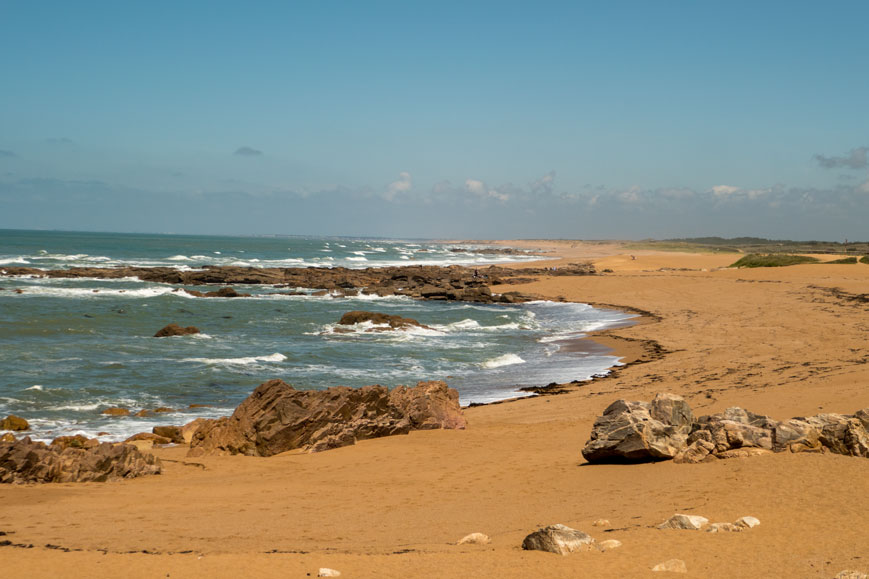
[729,254,820,268]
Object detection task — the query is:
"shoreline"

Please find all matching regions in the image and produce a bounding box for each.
[2,243,869,578]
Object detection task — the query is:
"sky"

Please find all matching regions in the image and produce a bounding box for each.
[1,1,868,240]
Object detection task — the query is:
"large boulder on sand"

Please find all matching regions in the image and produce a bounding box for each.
[0,437,162,483]
[581,393,694,463]
[188,379,467,457]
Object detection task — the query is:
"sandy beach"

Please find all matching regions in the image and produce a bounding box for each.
[2,243,868,578]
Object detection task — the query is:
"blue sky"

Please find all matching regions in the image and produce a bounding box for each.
[2,1,868,239]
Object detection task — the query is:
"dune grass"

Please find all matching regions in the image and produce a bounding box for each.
[861,255,869,264]
[730,254,820,268]
[823,257,858,264]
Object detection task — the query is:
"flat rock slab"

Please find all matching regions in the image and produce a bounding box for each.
[652,559,688,573]
[657,514,709,530]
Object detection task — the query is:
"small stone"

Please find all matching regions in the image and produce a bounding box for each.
[318,568,341,577]
[733,516,760,529]
[102,407,130,417]
[0,414,30,431]
[652,559,688,573]
[657,514,708,530]
[592,519,610,527]
[521,524,595,556]
[597,539,622,551]
[457,532,490,545]
[706,522,742,533]
[834,571,868,579]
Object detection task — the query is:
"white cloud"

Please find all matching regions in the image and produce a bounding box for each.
[711,185,741,197]
[464,178,509,202]
[383,171,412,201]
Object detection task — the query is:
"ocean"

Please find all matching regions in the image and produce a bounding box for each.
[0,229,634,443]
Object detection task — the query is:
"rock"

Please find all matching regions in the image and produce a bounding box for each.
[834,571,869,579]
[51,435,99,450]
[734,516,760,529]
[457,532,490,545]
[189,379,467,457]
[183,287,251,298]
[1,433,15,442]
[102,407,130,417]
[152,426,184,444]
[134,410,153,417]
[336,310,431,331]
[0,415,30,431]
[521,524,595,556]
[657,514,709,530]
[581,393,693,463]
[706,522,742,533]
[597,539,622,551]
[0,436,161,483]
[652,559,687,573]
[125,432,172,445]
[153,323,200,337]
[592,519,610,527]
[586,395,869,464]
[181,418,209,444]
[153,407,175,413]
[317,569,341,577]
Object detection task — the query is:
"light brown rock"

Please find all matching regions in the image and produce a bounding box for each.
[521,524,595,556]
[0,414,30,431]
[457,532,490,545]
[189,379,467,457]
[657,514,708,530]
[652,559,688,573]
[102,407,130,417]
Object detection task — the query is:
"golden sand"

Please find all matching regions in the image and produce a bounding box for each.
[2,243,867,578]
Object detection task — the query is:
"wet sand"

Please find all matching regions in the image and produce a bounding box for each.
[2,243,868,578]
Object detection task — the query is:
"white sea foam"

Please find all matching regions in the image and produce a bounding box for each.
[0,256,30,265]
[25,385,44,391]
[480,353,526,369]
[167,255,193,261]
[180,353,287,365]
[347,256,368,262]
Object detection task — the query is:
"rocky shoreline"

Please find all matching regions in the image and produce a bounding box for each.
[0,262,596,303]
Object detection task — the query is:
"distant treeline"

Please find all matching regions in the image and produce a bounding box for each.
[662,237,867,246]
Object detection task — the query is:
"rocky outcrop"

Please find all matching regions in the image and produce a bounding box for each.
[50,435,99,450]
[182,287,251,298]
[154,323,200,337]
[582,394,869,464]
[1,263,597,304]
[152,426,185,444]
[336,311,431,331]
[0,415,30,431]
[581,393,694,463]
[0,437,162,483]
[521,524,595,555]
[188,379,466,457]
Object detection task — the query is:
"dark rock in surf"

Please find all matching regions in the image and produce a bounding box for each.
[154,323,200,337]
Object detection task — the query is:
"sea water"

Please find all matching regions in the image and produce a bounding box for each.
[0,229,634,442]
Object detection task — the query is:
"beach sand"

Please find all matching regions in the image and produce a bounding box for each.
[2,243,868,578]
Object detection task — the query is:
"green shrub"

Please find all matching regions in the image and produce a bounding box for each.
[730,254,820,268]
[861,255,869,264]
[824,257,858,264]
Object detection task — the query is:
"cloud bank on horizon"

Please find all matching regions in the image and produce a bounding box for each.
[1,1,868,240]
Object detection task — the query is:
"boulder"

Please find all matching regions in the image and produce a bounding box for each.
[657,514,709,530]
[0,437,161,483]
[181,418,209,444]
[0,415,30,431]
[336,311,431,331]
[188,379,467,457]
[586,396,869,464]
[51,435,99,450]
[152,426,184,444]
[597,539,622,551]
[102,407,130,417]
[1,433,16,443]
[581,393,693,463]
[126,432,172,445]
[734,516,760,529]
[183,287,251,298]
[154,323,200,337]
[521,524,595,556]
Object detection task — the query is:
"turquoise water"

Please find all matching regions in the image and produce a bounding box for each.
[0,230,633,442]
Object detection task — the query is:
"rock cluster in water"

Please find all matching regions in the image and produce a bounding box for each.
[1,263,596,304]
[188,378,467,456]
[582,393,869,463]
[336,311,431,331]
[0,437,162,483]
